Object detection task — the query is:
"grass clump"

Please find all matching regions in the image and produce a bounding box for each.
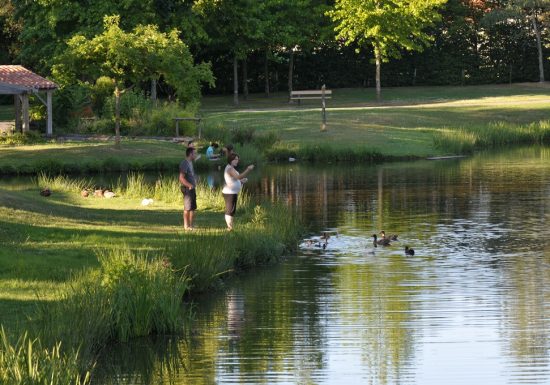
[31,248,190,368]
[433,120,550,154]
[36,172,92,193]
[0,327,90,385]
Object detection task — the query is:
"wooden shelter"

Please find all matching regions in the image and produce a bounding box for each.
[0,65,58,136]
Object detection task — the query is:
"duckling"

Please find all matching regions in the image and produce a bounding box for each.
[380,230,398,241]
[372,234,391,246]
[39,188,51,197]
[80,189,89,198]
[405,246,415,256]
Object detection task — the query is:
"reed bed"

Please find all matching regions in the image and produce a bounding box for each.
[27,248,189,377]
[266,143,385,162]
[0,327,90,385]
[433,120,550,154]
[36,172,93,193]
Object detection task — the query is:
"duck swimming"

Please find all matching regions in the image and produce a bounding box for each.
[372,234,391,246]
[380,230,398,241]
[405,246,415,256]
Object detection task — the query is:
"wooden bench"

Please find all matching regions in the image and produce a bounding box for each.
[290,89,332,104]
[290,86,331,130]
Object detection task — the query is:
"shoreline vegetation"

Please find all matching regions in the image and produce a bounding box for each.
[2,85,550,175]
[1,84,550,384]
[0,173,302,385]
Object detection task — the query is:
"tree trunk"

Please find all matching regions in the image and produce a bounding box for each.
[233,55,239,106]
[532,13,545,82]
[374,46,381,101]
[264,49,270,97]
[242,57,248,100]
[288,49,294,101]
[150,78,157,104]
[114,86,121,147]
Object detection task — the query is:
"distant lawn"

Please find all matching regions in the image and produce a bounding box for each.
[0,84,549,165]
[200,83,550,157]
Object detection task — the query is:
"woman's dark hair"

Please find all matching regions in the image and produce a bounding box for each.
[211,142,219,148]
[227,152,239,164]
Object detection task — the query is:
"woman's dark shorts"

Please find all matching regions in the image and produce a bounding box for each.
[223,193,238,216]
[181,186,197,211]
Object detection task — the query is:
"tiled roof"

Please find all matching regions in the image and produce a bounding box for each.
[0,65,58,90]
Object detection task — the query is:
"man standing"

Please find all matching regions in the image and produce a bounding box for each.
[179,147,197,230]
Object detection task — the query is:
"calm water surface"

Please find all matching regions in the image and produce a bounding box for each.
[96,147,550,385]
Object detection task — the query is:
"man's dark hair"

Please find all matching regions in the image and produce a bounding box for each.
[186,147,195,157]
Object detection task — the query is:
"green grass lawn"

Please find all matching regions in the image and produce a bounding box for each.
[200,83,550,157]
[0,180,234,331]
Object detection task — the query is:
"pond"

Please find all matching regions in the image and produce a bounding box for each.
[77,147,550,384]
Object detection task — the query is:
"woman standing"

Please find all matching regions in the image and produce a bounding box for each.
[222,153,255,231]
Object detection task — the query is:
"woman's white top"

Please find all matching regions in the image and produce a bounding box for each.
[222,164,242,194]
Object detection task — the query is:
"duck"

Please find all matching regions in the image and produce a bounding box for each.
[372,234,391,246]
[320,232,331,241]
[405,246,415,256]
[39,188,51,197]
[380,230,398,241]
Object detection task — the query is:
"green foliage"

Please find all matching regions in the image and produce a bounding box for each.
[0,131,45,146]
[0,327,90,385]
[329,0,447,60]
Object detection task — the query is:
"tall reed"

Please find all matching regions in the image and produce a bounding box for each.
[36,172,92,193]
[433,120,550,154]
[0,327,90,385]
[32,248,190,369]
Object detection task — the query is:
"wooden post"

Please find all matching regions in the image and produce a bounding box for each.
[321,85,327,131]
[175,119,180,137]
[14,94,21,133]
[46,90,53,137]
[21,94,30,134]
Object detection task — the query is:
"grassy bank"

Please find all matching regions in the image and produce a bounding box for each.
[201,84,550,159]
[1,84,550,174]
[0,173,302,384]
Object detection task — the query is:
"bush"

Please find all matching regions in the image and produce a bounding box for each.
[0,131,45,145]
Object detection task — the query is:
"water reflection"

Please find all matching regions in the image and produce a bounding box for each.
[88,147,550,384]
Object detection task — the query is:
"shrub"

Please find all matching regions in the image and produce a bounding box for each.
[0,131,45,145]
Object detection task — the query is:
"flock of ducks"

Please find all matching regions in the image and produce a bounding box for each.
[304,230,416,256]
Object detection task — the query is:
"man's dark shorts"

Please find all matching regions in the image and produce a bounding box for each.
[181,186,197,211]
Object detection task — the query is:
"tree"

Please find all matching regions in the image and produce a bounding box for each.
[54,15,213,146]
[484,0,550,82]
[264,0,332,98]
[194,0,265,106]
[328,0,447,99]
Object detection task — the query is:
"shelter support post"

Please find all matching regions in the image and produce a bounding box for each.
[14,94,21,132]
[46,90,53,137]
[21,94,29,134]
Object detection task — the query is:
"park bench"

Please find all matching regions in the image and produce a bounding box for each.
[290,88,332,104]
[289,85,331,130]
